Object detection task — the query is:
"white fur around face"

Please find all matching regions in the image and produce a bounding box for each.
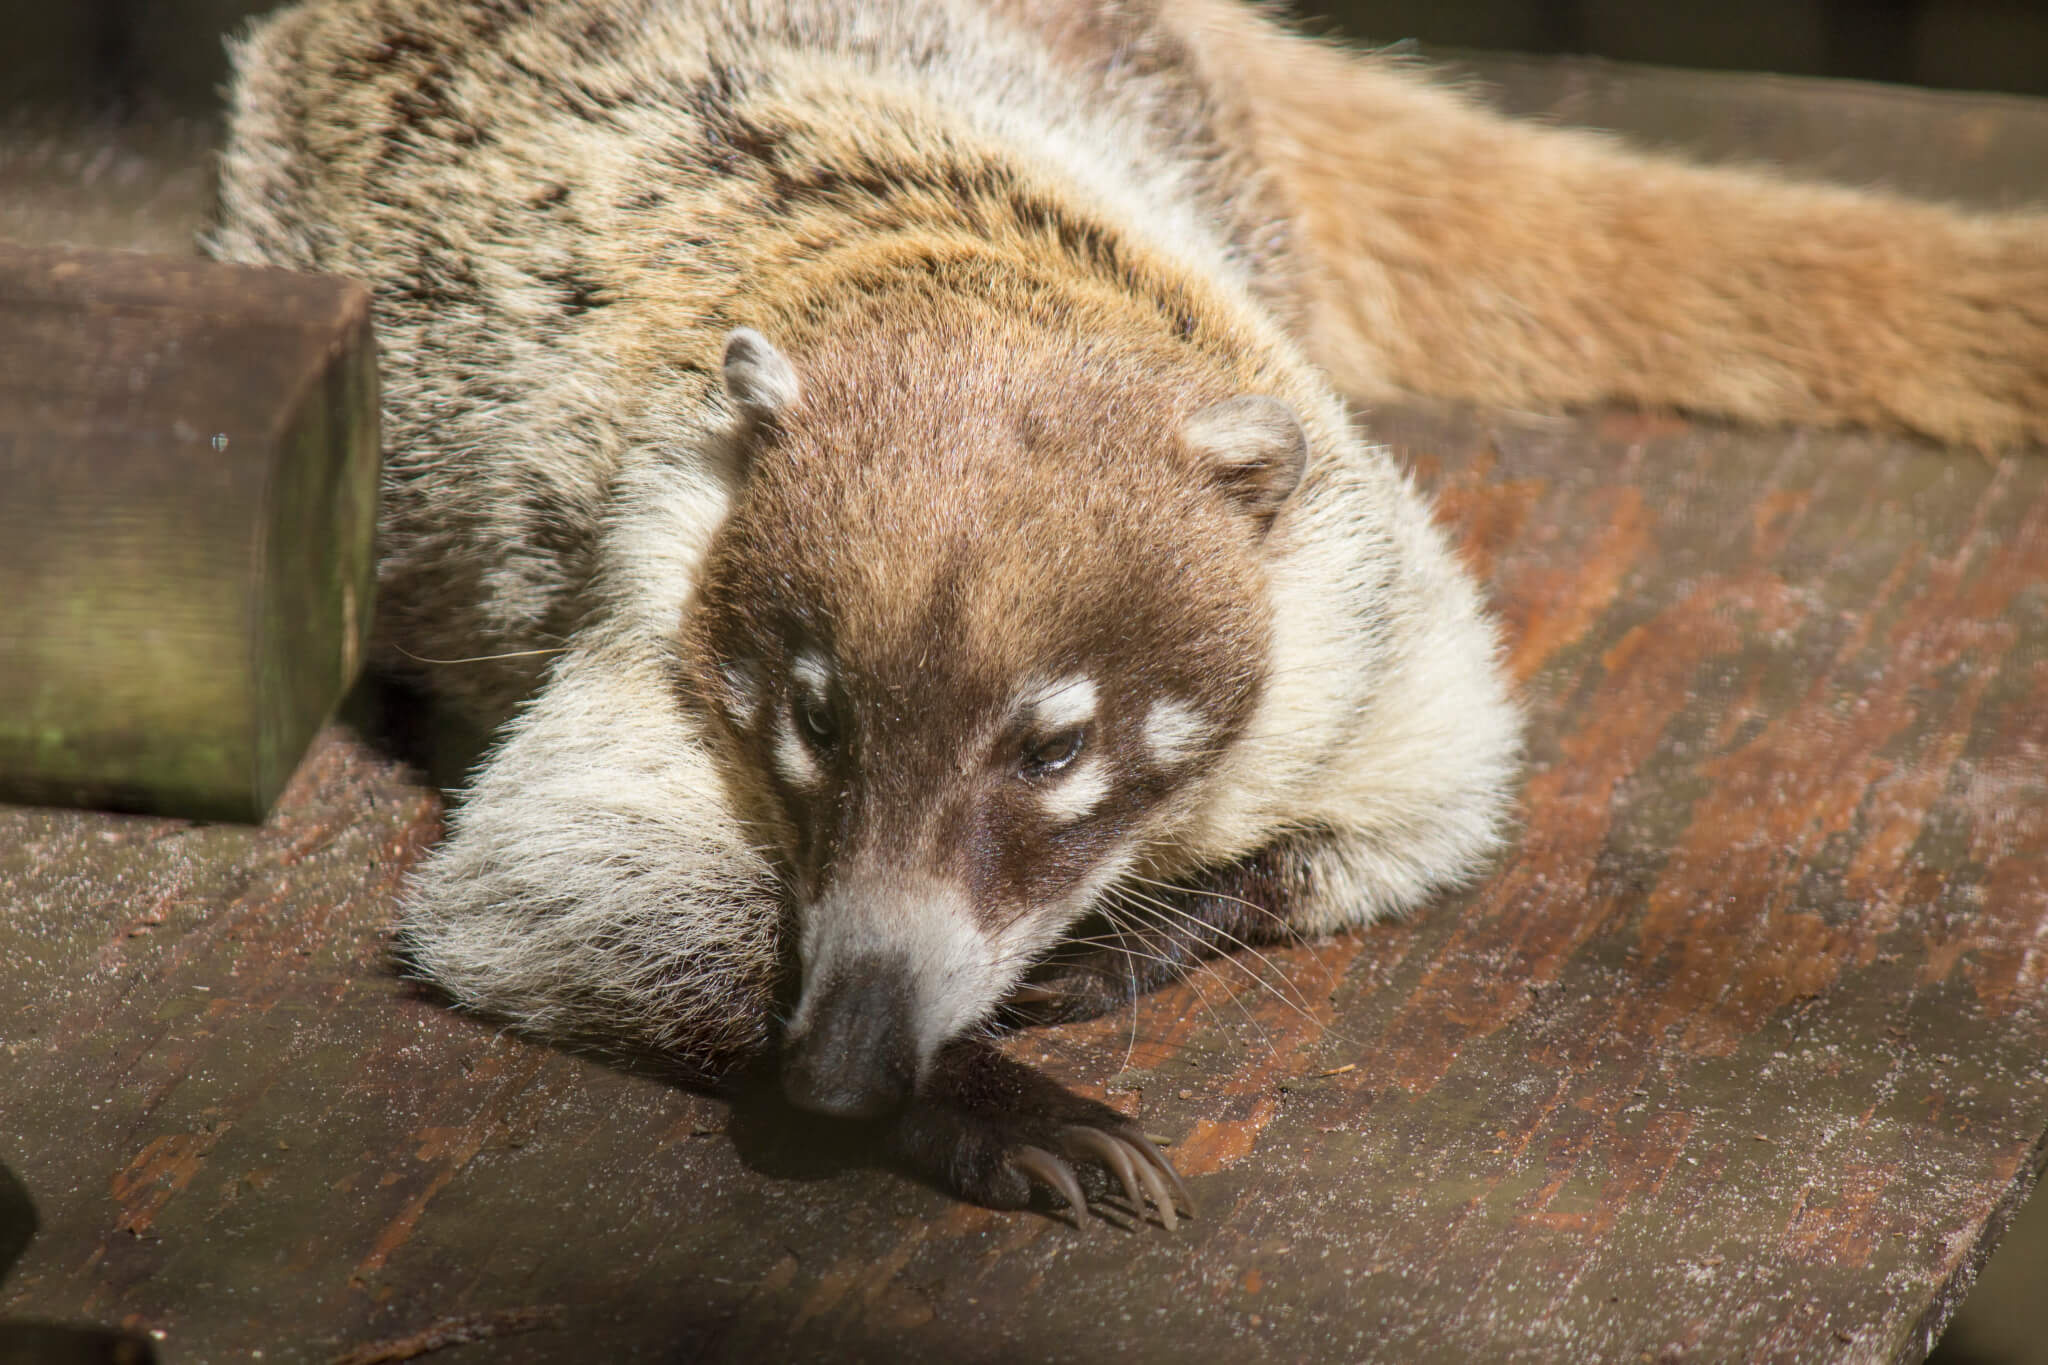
[1142,697,1211,767]
[791,651,833,701]
[773,713,822,789]
[1037,754,1109,824]
[1025,675,1096,733]
[1178,412,1522,932]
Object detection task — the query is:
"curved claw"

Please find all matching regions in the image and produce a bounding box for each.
[1127,1131,1196,1220]
[1060,1126,1148,1219]
[1011,1144,1086,1222]
[1057,1125,1193,1230]
[1128,1140,1178,1231]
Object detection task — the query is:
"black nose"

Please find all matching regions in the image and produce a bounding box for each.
[782,956,919,1119]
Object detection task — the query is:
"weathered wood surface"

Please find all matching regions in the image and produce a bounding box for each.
[0,241,380,823]
[1,408,2044,1364]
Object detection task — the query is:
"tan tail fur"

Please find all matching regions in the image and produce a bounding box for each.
[1168,0,2048,449]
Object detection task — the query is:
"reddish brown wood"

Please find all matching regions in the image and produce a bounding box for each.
[1,405,2043,1363]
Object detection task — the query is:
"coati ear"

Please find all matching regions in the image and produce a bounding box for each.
[722,327,800,422]
[1184,394,1308,529]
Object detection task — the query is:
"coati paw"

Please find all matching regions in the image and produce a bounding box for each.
[887,1039,1194,1229]
[1012,1126,1192,1230]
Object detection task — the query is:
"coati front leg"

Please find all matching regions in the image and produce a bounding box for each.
[884,1039,1195,1227]
[778,844,1323,1225]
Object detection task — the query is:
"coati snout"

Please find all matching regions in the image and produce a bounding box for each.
[782,950,921,1118]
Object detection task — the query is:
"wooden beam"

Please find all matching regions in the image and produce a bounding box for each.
[0,241,379,823]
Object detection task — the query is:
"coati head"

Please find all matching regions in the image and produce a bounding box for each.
[682,322,1307,1118]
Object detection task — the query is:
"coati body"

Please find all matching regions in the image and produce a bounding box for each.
[210,0,2048,1219]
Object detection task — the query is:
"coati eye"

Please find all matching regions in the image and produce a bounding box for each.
[795,693,838,749]
[1021,728,1084,777]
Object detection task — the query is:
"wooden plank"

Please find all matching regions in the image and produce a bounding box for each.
[0,242,381,822]
[0,408,2042,1362]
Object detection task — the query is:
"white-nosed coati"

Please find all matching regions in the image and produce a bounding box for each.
[209,0,2047,1225]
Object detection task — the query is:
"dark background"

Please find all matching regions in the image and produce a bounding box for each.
[5,0,2048,115]
[1310,0,2048,95]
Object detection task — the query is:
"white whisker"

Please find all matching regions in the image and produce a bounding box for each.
[393,643,569,666]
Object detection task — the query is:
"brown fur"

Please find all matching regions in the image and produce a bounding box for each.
[683,304,1277,917]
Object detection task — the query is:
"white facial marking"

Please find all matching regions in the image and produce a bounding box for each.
[1037,754,1109,824]
[775,649,835,787]
[1027,675,1097,733]
[791,651,832,702]
[1142,698,1211,766]
[773,713,821,789]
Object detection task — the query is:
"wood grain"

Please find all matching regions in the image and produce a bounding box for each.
[1,407,2042,1364]
[0,241,379,822]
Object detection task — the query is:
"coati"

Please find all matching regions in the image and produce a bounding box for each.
[209,0,2048,1225]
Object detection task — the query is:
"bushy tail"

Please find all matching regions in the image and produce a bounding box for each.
[1168,1,2048,449]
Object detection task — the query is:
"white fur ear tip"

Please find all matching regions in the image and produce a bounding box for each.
[1189,392,1296,435]
[1185,393,1308,515]
[723,327,800,417]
